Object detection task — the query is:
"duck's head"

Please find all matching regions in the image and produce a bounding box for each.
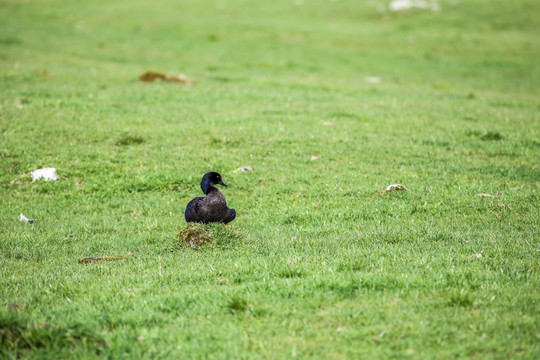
[201,172,227,194]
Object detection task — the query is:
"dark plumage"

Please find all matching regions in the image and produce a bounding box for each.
[185,172,236,224]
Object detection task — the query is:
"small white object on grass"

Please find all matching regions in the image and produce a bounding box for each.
[384,184,408,192]
[364,76,381,84]
[234,166,253,172]
[472,250,484,258]
[389,0,440,12]
[20,213,35,224]
[31,167,58,181]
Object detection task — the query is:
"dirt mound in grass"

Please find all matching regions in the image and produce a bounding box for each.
[177,223,243,249]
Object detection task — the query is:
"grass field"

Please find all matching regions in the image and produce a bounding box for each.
[1,0,539,358]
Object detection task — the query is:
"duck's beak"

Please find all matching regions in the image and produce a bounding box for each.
[219,181,228,187]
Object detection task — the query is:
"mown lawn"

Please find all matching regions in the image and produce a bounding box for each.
[1,0,539,358]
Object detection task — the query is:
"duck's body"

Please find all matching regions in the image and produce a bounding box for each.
[185,172,236,224]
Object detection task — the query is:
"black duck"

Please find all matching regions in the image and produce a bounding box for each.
[185,172,236,224]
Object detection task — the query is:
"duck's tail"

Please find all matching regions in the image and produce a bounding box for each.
[224,208,236,224]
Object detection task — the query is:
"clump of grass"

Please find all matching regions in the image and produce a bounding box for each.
[337,260,363,272]
[226,296,249,313]
[115,133,144,146]
[481,131,503,141]
[177,223,243,249]
[277,267,303,279]
[0,309,106,356]
[465,129,503,141]
[177,223,212,248]
[447,289,474,307]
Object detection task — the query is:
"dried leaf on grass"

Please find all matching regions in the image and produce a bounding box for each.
[79,257,127,264]
[139,71,195,84]
[477,192,501,197]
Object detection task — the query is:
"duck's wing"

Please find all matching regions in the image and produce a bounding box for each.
[185,197,204,222]
[208,189,235,223]
[185,190,235,224]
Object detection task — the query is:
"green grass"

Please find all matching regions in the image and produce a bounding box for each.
[1,0,539,358]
